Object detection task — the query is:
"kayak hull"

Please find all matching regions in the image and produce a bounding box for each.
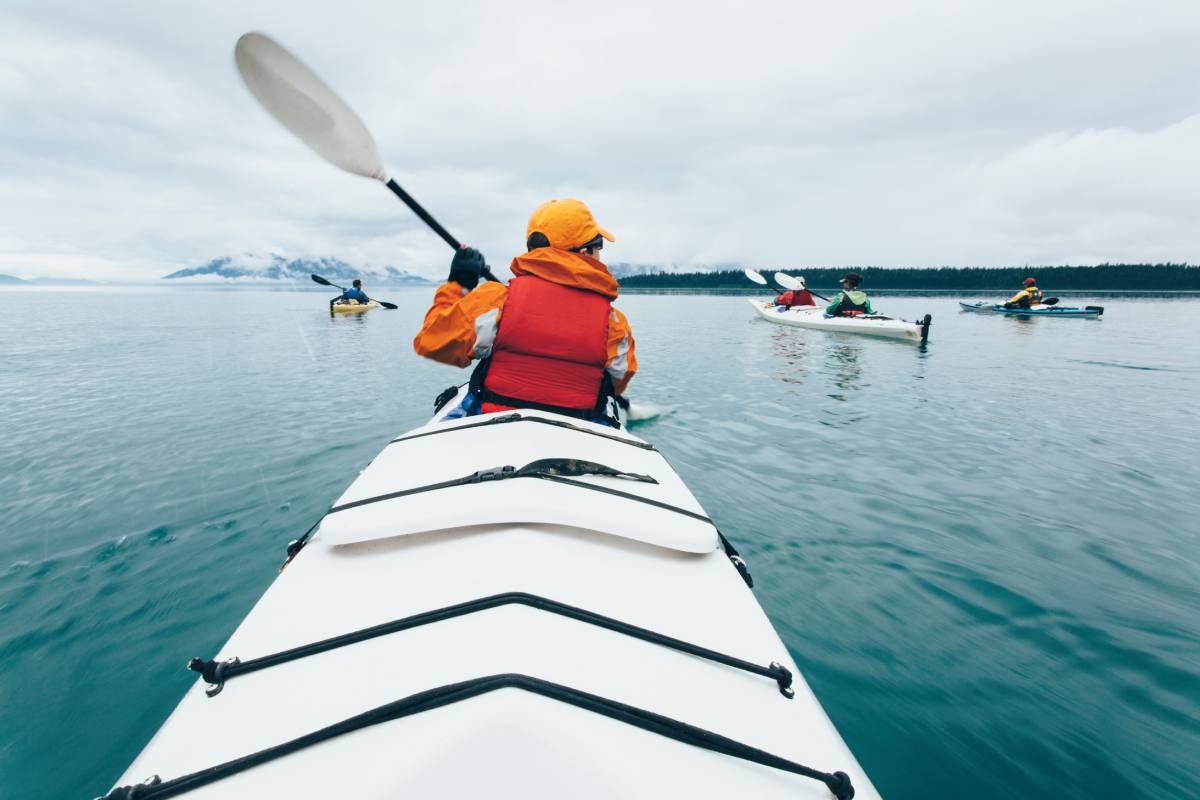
[331,300,379,313]
[748,298,931,343]
[108,391,882,799]
[959,301,1104,317]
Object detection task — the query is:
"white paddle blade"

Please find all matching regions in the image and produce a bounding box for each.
[774,272,803,290]
[235,32,387,181]
[743,268,768,286]
[625,400,661,422]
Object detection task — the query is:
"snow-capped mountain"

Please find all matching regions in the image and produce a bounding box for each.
[607,262,742,279]
[162,255,433,285]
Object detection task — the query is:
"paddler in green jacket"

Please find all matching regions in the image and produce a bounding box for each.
[825,272,875,317]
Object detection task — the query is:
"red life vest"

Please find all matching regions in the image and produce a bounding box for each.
[480,274,612,414]
[775,290,815,307]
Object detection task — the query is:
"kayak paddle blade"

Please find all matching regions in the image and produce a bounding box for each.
[235,32,388,182]
[774,272,803,291]
[743,268,768,286]
[625,401,661,423]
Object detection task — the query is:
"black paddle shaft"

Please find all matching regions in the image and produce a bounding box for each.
[313,276,347,291]
[384,179,498,283]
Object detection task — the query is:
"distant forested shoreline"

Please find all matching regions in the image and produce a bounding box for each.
[618,263,1199,291]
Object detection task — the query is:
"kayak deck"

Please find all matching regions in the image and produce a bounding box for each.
[748,298,931,343]
[111,402,881,799]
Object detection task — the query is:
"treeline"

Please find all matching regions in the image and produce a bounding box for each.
[619,263,1200,290]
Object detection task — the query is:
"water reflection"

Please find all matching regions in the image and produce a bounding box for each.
[825,340,864,399]
[770,329,812,385]
[1008,315,1038,333]
[329,310,371,325]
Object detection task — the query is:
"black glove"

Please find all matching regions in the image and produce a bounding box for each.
[449,247,485,290]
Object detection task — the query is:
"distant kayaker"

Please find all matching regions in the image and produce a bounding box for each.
[1004,278,1043,309]
[825,272,875,317]
[412,198,637,426]
[334,279,371,306]
[774,278,817,308]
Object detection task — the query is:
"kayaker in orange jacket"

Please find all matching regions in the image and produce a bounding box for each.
[413,199,636,425]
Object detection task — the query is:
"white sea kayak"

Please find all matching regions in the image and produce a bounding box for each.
[748,298,931,344]
[104,388,880,800]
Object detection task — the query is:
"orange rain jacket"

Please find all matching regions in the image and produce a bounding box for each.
[413,248,637,396]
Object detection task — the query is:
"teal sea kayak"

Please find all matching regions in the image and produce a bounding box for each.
[959,301,1104,317]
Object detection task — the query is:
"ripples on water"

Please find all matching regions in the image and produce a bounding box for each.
[1,288,1198,798]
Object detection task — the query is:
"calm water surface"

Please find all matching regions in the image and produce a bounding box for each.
[1,287,1198,799]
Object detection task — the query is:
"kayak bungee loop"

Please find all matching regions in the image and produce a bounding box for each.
[392,411,658,451]
[187,590,795,698]
[186,657,241,696]
[717,530,754,588]
[102,674,854,800]
[326,458,714,525]
[280,516,323,571]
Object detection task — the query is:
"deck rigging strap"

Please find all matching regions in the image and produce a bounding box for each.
[391,411,658,451]
[188,591,794,698]
[100,674,855,800]
[279,457,711,569]
[325,458,714,525]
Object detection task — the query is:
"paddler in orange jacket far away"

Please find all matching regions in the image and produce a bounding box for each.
[413,198,637,427]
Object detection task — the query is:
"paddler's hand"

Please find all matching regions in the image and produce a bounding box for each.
[449,246,485,290]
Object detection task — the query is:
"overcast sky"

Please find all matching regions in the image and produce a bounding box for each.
[2,0,1198,281]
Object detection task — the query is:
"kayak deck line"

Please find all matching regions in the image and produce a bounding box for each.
[390,411,658,452]
[325,458,715,526]
[281,459,721,571]
[282,409,657,568]
[102,674,855,800]
[187,591,796,699]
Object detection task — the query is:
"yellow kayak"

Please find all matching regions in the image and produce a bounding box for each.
[331,300,379,314]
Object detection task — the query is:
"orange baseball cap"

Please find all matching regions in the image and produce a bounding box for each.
[526,198,615,250]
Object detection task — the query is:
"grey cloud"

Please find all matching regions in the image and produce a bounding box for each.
[1,0,1198,280]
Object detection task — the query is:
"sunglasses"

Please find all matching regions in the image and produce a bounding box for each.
[570,236,605,253]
